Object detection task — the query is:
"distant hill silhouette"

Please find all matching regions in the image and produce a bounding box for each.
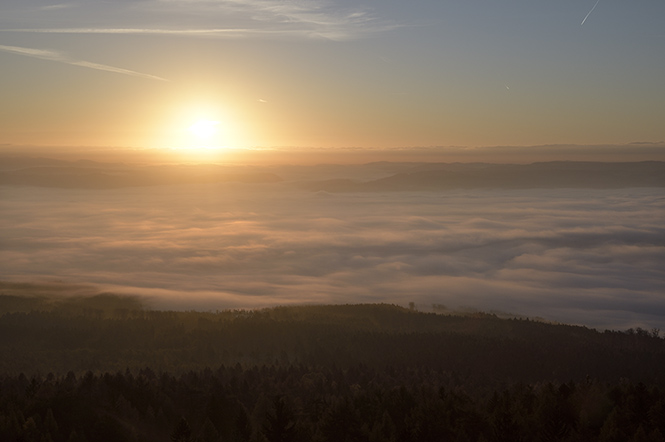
[299,161,665,191]
[3,156,664,190]
[0,157,282,188]
[1,295,664,386]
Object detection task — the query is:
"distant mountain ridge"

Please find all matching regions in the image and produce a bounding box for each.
[2,155,664,190]
[0,156,282,188]
[300,161,665,191]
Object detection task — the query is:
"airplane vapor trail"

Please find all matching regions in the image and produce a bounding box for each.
[0,44,168,81]
[581,0,600,25]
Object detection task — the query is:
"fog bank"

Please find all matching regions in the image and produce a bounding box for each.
[2,179,663,330]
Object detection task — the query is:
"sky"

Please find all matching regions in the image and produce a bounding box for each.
[1,0,665,152]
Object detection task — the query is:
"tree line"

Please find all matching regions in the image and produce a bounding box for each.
[2,365,665,442]
[1,295,664,441]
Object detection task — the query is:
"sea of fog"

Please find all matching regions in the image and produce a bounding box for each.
[1,183,664,331]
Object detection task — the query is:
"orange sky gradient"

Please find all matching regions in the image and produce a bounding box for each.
[2,1,664,156]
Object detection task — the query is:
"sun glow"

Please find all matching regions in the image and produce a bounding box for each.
[150,101,254,162]
[188,119,219,140]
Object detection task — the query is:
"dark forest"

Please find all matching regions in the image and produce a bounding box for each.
[1,294,664,441]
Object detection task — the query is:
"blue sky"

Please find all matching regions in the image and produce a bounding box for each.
[1,0,664,149]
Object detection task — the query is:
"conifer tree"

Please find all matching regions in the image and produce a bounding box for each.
[171,417,193,442]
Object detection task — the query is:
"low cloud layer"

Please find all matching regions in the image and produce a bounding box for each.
[1,182,664,330]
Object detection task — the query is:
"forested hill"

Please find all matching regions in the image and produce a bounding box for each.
[1,295,663,386]
[2,296,665,442]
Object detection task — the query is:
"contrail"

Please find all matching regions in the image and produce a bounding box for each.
[581,0,600,25]
[0,44,168,81]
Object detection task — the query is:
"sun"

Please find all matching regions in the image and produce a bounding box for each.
[188,119,219,140]
[154,102,249,154]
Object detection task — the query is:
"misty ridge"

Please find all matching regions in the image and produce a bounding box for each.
[1,153,665,190]
[0,156,282,188]
[303,161,665,192]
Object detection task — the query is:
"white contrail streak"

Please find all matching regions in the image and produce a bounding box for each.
[0,28,255,35]
[0,44,168,81]
[581,0,600,25]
